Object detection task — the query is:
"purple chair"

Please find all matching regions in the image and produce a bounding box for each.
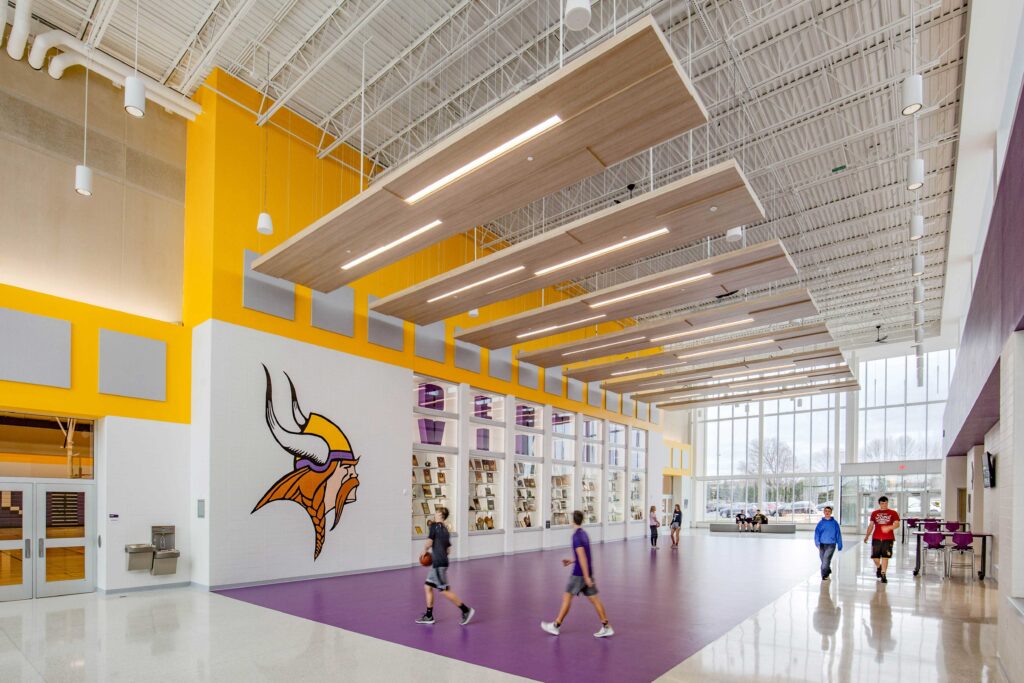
[947,532,975,577]
[923,520,940,532]
[906,518,920,529]
[943,521,961,533]
[921,532,947,576]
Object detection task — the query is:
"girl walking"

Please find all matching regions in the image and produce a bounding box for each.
[649,505,660,549]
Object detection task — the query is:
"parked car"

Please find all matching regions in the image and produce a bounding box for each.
[816,500,834,512]
[790,500,815,514]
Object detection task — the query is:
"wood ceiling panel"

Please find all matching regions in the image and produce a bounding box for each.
[455,241,795,349]
[602,347,847,394]
[657,380,861,411]
[252,17,708,292]
[517,289,818,368]
[635,366,855,403]
[566,322,834,384]
[371,160,764,323]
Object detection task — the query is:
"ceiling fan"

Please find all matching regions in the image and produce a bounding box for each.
[874,325,889,344]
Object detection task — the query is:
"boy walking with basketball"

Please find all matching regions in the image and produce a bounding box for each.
[416,507,474,625]
[863,496,900,584]
[541,510,614,638]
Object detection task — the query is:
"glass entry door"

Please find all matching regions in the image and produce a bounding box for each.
[0,482,94,601]
[0,483,32,601]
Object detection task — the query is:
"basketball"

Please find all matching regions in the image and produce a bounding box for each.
[419,552,432,567]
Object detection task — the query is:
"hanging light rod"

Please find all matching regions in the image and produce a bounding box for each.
[427,266,526,304]
[588,272,712,309]
[535,227,669,276]
[341,220,442,270]
[676,339,774,360]
[562,336,646,357]
[649,318,754,343]
[516,314,607,340]
[404,116,562,204]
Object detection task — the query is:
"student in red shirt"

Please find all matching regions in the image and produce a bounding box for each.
[863,495,900,583]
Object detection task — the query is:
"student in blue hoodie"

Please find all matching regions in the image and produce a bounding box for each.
[814,506,843,581]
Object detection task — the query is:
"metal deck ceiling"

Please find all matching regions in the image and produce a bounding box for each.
[28,0,967,350]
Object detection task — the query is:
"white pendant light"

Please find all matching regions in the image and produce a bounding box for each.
[912,252,924,276]
[76,52,92,197]
[75,164,93,196]
[913,282,925,304]
[564,0,592,32]
[125,0,145,118]
[916,359,925,387]
[124,76,146,118]
[914,306,925,326]
[901,74,923,116]
[910,214,924,241]
[914,327,924,344]
[907,157,924,190]
[257,211,274,235]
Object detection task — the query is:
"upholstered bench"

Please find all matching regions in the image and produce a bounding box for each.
[760,524,796,533]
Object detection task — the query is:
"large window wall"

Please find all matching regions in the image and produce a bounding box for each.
[696,350,954,524]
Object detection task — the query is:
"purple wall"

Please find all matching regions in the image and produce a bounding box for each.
[944,83,1024,456]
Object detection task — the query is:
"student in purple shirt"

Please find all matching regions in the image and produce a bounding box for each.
[541,510,614,638]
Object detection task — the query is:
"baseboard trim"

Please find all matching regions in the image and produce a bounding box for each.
[100,581,192,595]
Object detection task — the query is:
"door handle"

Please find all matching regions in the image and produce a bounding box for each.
[25,538,30,559]
[38,538,44,558]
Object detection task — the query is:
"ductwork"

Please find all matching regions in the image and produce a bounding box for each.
[27,29,201,121]
[5,0,32,61]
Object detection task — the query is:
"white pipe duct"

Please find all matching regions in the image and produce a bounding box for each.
[28,29,201,120]
[6,0,32,61]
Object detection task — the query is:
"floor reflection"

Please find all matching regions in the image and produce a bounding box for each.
[661,537,1005,682]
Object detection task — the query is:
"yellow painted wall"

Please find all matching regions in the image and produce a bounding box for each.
[0,283,189,423]
[183,69,660,428]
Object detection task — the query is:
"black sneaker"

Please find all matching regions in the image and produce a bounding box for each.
[880,573,887,584]
[415,612,435,624]
[459,607,475,626]
[876,566,882,579]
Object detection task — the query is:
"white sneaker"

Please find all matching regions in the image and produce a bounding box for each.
[541,621,560,636]
[594,625,615,638]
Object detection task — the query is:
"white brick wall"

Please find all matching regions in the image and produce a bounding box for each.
[996,332,1024,682]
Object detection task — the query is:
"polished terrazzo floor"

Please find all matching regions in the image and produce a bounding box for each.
[0,530,1006,682]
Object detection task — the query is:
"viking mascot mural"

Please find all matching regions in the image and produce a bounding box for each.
[253,365,360,559]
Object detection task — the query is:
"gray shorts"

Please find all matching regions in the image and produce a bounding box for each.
[426,566,449,590]
[565,574,598,597]
[670,522,681,530]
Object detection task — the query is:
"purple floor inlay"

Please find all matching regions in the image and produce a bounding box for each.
[219,535,816,681]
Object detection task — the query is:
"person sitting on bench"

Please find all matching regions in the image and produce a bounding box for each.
[735,511,747,531]
[751,510,769,532]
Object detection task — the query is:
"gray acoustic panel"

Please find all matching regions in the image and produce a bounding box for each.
[623,393,635,417]
[518,362,539,390]
[567,378,584,402]
[637,401,649,421]
[415,321,447,363]
[0,308,71,388]
[243,250,295,320]
[98,329,167,401]
[367,295,405,351]
[587,384,602,408]
[544,365,563,396]
[454,328,482,373]
[606,391,621,413]
[311,287,355,337]
[651,406,660,424]
[489,347,513,382]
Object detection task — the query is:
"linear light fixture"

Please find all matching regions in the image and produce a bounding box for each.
[676,338,774,360]
[342,220,442,270]
[612,367,646,376]
[516,314,607,339]
[403,116,562,204]
[588,272,712,308]
[535,227,669,276]
[646,363,845,395]
[709,362,795,380]
[427,266,526,303]
[649,318,754,343]
[562,336,646,357]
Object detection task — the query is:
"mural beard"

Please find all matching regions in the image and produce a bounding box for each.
[252,365,361,559]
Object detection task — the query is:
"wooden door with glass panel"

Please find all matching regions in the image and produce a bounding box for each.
[0,483,34,601]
